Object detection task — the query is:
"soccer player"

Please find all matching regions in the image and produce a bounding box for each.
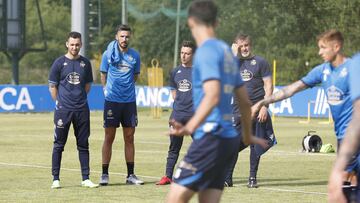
[156,41,196,185]
[224,33,276,188]
[252,29,357,186]
[328,53,360,203]
[165,1,257,202]
[48,31,98,189]
[99,24,143,185]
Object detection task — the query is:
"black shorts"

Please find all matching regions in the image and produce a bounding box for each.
[103,100,138,128]
[173,133,239,191]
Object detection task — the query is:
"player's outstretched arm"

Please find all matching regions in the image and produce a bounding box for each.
[328,100,360,203]
[252,80,307,118]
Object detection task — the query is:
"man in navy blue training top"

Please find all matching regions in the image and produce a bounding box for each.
[156,40,196,185]
[48,31,98,189]
[225,33,276,188]
[99,24,143,185]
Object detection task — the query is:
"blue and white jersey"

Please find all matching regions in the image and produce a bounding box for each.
[48,55,93,111]
[192,38,244,139]
[169,65,194,118]
[100,40,140,103]
[301,59,352,139]
[349,53,360,102]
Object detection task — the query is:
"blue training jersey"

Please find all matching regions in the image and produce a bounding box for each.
[48,55,93,111]
[192,38,244,139]
[100,40,141,103]
[301,59,352,139]
[349,53,360,102]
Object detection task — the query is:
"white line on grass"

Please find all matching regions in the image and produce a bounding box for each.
[0,161,328,196]
[0,162,159,180]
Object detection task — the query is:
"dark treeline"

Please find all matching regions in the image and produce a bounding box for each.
[0,0,359,84]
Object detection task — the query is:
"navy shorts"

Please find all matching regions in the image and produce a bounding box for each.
[173,133,240,191]
[235,111,276,156]
[338,139,358,173]
[103,101,138,128]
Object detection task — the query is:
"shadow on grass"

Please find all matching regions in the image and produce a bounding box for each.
[232,177,327,187]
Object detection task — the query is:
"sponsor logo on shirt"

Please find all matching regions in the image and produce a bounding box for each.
[240,69,253,81]
[326,85,344,105]
[178,79,192,92]
[66,72,81,85]
[117,62,131,73]
[176,70,181,74]
[63,62,68,66]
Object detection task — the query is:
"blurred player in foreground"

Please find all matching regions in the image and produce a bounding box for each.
[328,53,360,203]
[165,1,265,202]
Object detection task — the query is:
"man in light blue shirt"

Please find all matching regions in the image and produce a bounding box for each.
[253,29,357,186]
[99,24,143,185]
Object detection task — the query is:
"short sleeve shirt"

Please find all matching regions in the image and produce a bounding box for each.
[48,55,93,111]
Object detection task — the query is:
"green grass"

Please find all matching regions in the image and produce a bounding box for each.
[0,110,336,202]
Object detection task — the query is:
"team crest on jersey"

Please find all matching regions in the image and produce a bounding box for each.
[326,85,344,105]
[251,59,257,65]
[57,119,64,128]
[240,69,253,81]
[63,62,68,66]
[176,70,181,74]
[66,72,81,85]
[80,61,86,68]
[340,67,348,77]
[178,79,192,92]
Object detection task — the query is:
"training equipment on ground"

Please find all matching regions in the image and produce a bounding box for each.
[302,131,322,153]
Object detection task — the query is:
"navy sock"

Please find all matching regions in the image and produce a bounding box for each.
[127,162,134,177]
[102,164,109,175]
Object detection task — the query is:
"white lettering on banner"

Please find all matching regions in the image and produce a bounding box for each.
[269,88,293,114]
[136,87,173,107]
[314,89,329,115]
[0,87,34,111]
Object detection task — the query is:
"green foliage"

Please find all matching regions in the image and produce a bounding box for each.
[1,0,360,84]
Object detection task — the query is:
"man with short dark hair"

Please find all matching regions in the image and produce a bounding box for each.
[165,1,260,202]
[99,24,143,185]
[156,40,195,185]
[49,31,98,189]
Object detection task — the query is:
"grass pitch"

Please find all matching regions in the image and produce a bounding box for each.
[0,110,336,202]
